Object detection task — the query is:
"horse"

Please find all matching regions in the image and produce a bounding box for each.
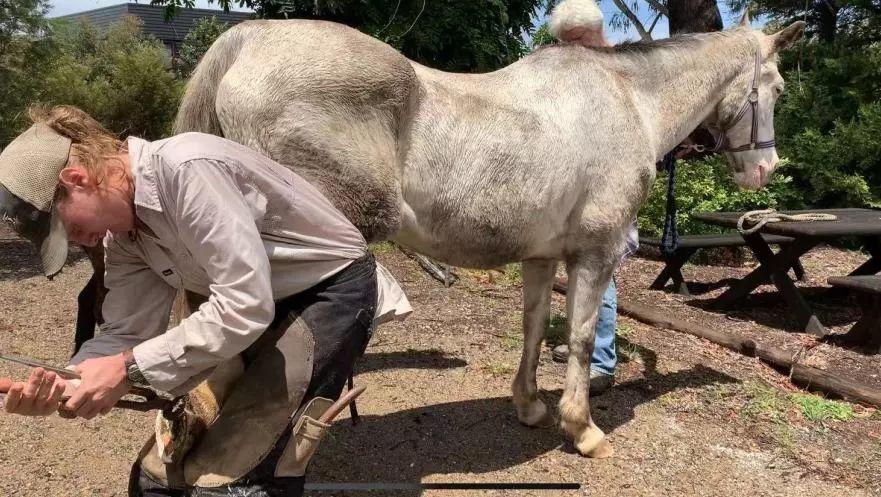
[160,12,804,457]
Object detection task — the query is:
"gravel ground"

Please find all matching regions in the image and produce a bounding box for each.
[1,226,879,496]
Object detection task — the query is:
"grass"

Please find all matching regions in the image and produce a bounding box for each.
[368,241,396,254]
[712,381,857,425]
[503,263,523,284]
[790,393,854,422]
[501,331,523,350]
[741,382,789,423]
[545,314,568,347]
[486,362,514,376]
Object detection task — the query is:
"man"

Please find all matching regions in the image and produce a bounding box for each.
[0,105,410,496]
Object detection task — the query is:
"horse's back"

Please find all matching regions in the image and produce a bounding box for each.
[214,20,419,242]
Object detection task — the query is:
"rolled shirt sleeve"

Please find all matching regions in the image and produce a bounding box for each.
[133,159,275,394]
[70,237,177,366]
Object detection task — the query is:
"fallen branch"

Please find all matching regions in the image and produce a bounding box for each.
[552,277,881,407]
[397,246,459,287]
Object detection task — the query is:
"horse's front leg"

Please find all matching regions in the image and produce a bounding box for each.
[512,259,557,427]
[559,255,615,458]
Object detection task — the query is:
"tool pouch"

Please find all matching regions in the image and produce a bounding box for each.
[275,396,334,478]
[137,315,315,489]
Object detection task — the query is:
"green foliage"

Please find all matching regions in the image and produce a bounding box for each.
[176,16,230,79]
[530,22,556,50]
[40,17,183,140]
[545,313,568,347]
[774,42,881,208]
[0,0,53,146]
[638,155,802,236]
[150,0,543,72]
[368,241,396,254]
[790,393,854,422]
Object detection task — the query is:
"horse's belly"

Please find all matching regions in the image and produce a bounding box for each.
[394,196,568,268]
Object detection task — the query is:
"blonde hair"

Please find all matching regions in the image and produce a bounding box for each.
[28,105,128,200]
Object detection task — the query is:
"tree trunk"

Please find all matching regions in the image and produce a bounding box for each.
[667,0,723,35]
[816,0,838,43]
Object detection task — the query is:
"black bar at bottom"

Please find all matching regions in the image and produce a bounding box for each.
[305,482,581,491]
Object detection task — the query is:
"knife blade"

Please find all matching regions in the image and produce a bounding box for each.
[0,353,81,379]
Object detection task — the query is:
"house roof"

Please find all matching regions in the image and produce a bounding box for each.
[54,3,252,43]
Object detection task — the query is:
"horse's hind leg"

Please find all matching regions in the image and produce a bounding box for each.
[559,256,615,458]
[512,259,558,427]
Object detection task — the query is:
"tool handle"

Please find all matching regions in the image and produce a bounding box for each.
[319,385,366,423]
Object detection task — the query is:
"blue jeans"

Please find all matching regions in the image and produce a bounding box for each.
[591,280,617,376]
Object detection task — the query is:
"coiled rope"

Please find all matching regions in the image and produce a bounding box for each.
[736,209,838,235]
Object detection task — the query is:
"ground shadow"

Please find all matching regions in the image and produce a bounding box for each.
[309,340,738,495]
[686,286,861,332]
[356,350,468,374]
[0,238,88,281]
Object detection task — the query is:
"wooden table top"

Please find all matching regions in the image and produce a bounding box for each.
[692,208,881,238]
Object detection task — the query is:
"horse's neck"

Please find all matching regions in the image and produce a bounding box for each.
[615,32,758,159]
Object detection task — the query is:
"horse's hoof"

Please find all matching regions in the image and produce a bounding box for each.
[564,420,612,458]
[583,437,614,458]
[515,399,554,427]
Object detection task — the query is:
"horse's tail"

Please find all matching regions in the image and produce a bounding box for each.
[173,25,249,135]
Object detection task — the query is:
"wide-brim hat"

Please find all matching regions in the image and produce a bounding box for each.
[0,123,72,278]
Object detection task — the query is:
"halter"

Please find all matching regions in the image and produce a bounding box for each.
[689,47,776,155]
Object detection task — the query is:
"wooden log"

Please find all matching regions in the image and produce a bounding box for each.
[552,277,881,407]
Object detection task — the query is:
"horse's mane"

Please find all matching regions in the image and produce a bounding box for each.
[531,28,751,58]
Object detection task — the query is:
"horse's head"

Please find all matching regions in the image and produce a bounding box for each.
[705,17,805,190]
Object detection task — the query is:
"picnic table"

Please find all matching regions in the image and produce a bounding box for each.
[692,208,881,337]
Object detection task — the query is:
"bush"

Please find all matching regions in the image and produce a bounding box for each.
[176,16,230,80]
[774,41,881,209]
[638,155,802,237]
[39,16,183,139]
[0,0,53,146]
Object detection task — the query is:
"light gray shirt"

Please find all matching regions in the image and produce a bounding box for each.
[69,133,410,394]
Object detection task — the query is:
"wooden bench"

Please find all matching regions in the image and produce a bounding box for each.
[828,275,881,352]
[641,233,804,296]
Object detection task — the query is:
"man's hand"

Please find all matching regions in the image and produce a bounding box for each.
[65,353,130,419]
[1,368,68,416]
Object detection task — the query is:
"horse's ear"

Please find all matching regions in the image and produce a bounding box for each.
[770,21,806,52]
[739,10,750,27]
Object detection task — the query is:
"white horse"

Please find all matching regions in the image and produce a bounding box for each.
[172,10,805,457]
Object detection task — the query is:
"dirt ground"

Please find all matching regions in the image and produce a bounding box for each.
[1,225,879,497]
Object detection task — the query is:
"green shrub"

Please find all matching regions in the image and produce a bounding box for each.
[638,155,802,237]
[176,16,230,80]
[39,16,182,139]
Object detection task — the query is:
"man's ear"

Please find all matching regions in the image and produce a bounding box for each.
[59,167,89,190]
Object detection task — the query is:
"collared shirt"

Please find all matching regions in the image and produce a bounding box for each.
[69,133,410,395]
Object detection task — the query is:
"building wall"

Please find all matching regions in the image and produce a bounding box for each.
[55,3,252,57]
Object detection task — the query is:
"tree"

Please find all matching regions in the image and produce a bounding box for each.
[0,0,53,146]
[726,0,881,44]
[149,0,543,72]
[41,16,183,139]
[543,0,721,42]
[667,0,722,34]
[176,16,230,79]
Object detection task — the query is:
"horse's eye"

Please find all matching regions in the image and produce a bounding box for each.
[775,86,784,96]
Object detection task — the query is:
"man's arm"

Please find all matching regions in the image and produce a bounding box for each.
[132,158,275,395]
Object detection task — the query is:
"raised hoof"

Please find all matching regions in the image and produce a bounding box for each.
[515,399,554,428]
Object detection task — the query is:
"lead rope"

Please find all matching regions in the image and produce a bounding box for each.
[659,151,679,257]
[736,209,838,235]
